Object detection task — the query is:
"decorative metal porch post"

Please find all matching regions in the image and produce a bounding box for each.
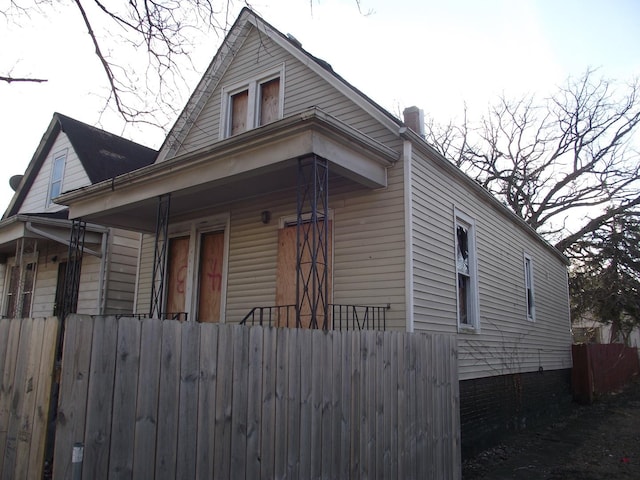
[296,155,329,329]
[61,219,86,321]
[150,193,171,319]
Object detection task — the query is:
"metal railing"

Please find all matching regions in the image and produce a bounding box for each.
[115,311,188,321]
[240,303,389,331]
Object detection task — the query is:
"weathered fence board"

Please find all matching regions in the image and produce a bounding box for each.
[155,319,181,479]
[50,315,461,479]
[132,318,162,479]
[53,315,92,479]
[0,317,58,480]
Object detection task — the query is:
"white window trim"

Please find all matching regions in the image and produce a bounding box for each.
[165,213,230,322]
[219,64,285,139]
[523,252,536,322]
[47,149,68,207]
[454,208,480,332]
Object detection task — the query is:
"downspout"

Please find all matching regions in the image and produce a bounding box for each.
[400,129,415,333]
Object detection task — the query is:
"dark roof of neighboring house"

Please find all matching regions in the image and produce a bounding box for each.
[56,113,157,183]
[3,113,157,218]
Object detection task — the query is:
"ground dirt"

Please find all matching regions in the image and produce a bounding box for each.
[462,378,640,479]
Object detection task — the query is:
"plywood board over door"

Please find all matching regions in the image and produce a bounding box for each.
[276,221,332,328]
[197,231,225,323]
[166,236,190,316]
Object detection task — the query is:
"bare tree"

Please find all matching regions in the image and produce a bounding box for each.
[425,70,640,255]
[1,0,244,126]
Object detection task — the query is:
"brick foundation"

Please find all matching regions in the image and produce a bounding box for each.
[459,368,572,459]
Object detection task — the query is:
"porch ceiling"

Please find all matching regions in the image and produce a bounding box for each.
[57,108,399,233]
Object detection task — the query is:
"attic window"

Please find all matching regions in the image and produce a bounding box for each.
[48,151,67,204]
[221,65,284,138]
[230,90,249,135]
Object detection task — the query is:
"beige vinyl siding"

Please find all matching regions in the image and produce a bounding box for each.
[103,228,141,315]
[134,233,155,315]
[75,253,102,314]
[410,150,572,380]
[27,246,65,317]
[19,132,91,213]
[171,27,397,159]
[135,158,406,327]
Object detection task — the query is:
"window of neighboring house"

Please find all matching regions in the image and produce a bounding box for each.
[222,67,284,138]
[49,151,67,204]
[455,212,479,330]
[4,260,37,318]
[524,253,536,321]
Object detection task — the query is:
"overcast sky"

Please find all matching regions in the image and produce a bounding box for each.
[1,0,638,211]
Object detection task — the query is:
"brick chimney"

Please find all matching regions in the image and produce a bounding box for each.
[403,106,425,138]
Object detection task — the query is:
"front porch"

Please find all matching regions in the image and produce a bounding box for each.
[58,108,404,330]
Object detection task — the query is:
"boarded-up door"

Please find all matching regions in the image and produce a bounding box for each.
[166,236,189,316]
[275,221,332,328]
[197,231,225,323]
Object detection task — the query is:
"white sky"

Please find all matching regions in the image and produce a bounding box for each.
[1,0,638,211]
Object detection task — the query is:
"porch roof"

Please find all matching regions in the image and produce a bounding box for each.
[0,214,107,257]
[56,108,398,232]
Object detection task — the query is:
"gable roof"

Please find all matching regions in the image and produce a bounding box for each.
[157,7,404,161]
[3,113,157,218]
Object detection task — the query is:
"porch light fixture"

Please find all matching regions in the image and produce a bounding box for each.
[261,210,271,224]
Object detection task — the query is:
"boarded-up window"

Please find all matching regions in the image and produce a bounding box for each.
[259,78,280,126]
[230,89,249,136]
[166,236,190,316]
[197,231,225,323]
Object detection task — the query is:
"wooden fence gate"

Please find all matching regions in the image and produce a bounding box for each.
[2,315,461,479]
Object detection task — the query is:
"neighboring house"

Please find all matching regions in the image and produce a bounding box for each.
[573,316,640,350]
[0,113,156,318]
[57,9,573,454]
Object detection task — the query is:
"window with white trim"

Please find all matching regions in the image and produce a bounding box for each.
[524,253,536,321]
[221,66,284,138]
[48,151,67,204]
[455,211,479,330]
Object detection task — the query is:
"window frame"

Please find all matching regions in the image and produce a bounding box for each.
[220,64,285,138]
[523,253,536,322]
[48,150,67,206]
[454,209,480,332]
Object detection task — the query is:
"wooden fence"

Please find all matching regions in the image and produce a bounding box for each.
[572,343,640,404]
[2,315,461,479]
[0,317,59,480]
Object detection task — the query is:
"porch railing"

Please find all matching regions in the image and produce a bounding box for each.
[240,304,389,331]
[115,311,188,321]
